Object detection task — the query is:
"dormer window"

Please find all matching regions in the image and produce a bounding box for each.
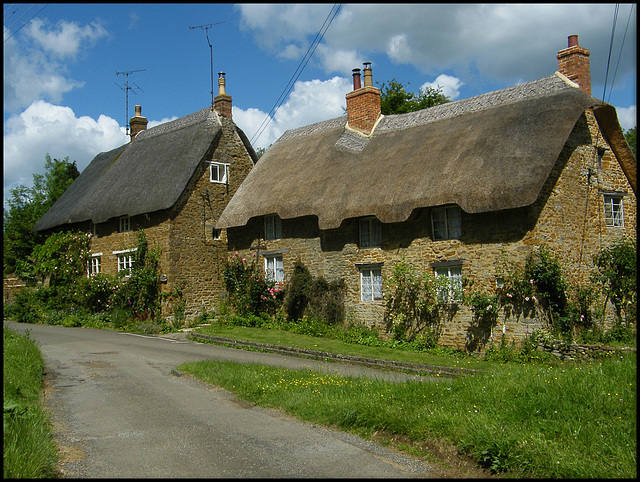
[119,216,131,233]
[431,206,461,240]
[359,217,381,248]
[210,162,229,184]
[264,214,282,240]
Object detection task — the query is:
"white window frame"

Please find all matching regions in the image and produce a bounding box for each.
[603,194,624,227]
[360,267,383,302]
[434,265,463,303]
[87,253,102,277]
[264,255,284,282]
[119,216,131,233]
[210,162,229,184]
[359,217,382,248]
[264,214,282,240]
[431,206,461,240]
[114,248,137,275]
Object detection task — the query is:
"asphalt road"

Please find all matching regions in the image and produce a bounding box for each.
[5,321,432,478]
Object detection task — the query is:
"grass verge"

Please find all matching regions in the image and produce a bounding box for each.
[194,323,484,370]
[177,352,636,478]
[3,327,59,478]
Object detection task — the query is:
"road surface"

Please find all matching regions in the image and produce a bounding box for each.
[5,321,432,478]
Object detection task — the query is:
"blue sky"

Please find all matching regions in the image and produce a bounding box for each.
[3,4,637,205]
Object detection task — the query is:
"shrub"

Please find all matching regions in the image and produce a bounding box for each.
[223,252,283,317]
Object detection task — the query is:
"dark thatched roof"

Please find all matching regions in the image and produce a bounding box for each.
[217,73,635,230]
[34,107,255,232]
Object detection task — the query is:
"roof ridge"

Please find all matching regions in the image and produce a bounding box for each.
[135,107,219,140]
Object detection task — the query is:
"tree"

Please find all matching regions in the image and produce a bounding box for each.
[3,154,80,277]
[624,126,636,157]
[379,79,450,115]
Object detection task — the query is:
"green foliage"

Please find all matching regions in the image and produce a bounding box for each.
[283,261,346,325]
[591,238,636,322]
[624,126,636,157]
[384,259,455,343]
[523,246,568,318]
[3,154,79,276]
[72,273,118,313]
[4,328,59,478]
[112,230,162,321]
[223,252,284,317]
[31,231,91,287]
[379,78,450,115]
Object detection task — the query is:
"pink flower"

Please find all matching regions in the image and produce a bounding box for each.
[506,293,513,298]
[525,297,530,302]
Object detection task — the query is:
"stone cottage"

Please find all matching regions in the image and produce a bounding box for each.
[217,36,636,350]
[33,73,257,320]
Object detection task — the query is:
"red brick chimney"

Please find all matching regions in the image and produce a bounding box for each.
[129,104,148,142]
[346,62,381,135]
[557,34,591,95]
[214,72,232,120]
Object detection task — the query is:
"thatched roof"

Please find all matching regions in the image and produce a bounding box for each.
[34,107,256,231]
[217,73,635,230]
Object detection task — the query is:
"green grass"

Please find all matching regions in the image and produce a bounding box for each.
[178,352,636,478]
[3,327,59,478]
[194,323,485,370]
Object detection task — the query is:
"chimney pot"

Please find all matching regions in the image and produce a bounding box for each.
[214,71,232,120]
[352,68,362,90]
[557,34,591,95]
[129,104,148,142]
[363,62,373,87]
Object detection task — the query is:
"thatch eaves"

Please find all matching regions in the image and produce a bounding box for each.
[217,73,633,231]
[33,107,244,231]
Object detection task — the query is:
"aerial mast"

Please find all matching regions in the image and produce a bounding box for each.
[115,69,146,135]
[189,21,224,110]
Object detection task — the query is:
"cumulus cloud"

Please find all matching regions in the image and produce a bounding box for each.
[3,18,107,113]
[237,3,636,90]
[421,74,464,100]
[3,101,128,202]
[615,105,637,131]
[233,76,351,149]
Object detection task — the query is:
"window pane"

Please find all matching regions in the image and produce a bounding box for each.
[372,269,383,300]
[360,219,370,246]
[371,220,382,246]
[361,270,372,301]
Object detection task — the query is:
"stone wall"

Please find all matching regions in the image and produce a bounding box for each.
[85,114,254,323]
[537,340,635,361]
[225,108,636,351]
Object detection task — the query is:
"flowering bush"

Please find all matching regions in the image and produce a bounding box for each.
[223,252,284,317]
[31,231,91,287]
[383,259,449,342]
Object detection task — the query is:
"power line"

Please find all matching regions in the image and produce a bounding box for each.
[3,4,47,43]
[249,4,342,146]
[606,3,635,104]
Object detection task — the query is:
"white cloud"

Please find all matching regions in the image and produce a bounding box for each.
[3,18,107,114]
[233,76,352,150]
[25,18,107,60]
[615,105,637,131]
[3,101,127,203]
[421,74,464,100]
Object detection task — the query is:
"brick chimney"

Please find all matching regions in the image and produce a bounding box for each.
[346,62,381,135]
[214,72,232,120]
[557,34,591,95]
[129,104,148,142]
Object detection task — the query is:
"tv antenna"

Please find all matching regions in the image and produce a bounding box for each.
[189,21,224,110]
[115,69,146,135]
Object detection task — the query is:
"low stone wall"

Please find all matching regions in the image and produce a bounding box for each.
[3,275,27,304]
[537,340,636,360]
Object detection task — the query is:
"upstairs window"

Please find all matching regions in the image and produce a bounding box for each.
[359,217,382,247]
[434,265,463,303]
[603,194,624,227]
[210,162,229,184]
[264,255,284,282]
[431,206,461,240]
[264,214,282,240]
[360,267,383,302]
[119,216,131,233]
